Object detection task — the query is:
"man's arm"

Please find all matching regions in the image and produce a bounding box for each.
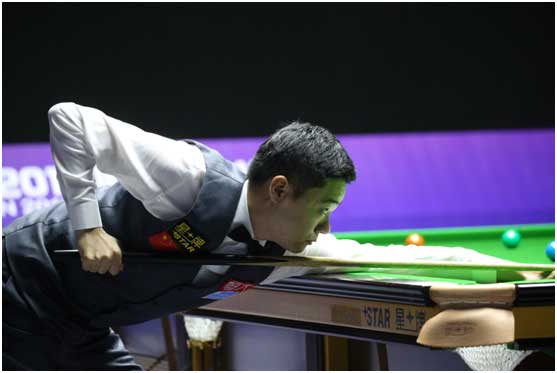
[48,102,206,275]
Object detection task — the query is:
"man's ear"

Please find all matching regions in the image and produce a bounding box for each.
[268,175,290,203]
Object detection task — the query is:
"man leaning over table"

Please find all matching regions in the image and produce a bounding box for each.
[2,102,534,370]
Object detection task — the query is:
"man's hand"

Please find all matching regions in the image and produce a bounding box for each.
[76,227,123,275]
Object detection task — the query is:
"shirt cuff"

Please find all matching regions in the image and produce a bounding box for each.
[68,200,103,230]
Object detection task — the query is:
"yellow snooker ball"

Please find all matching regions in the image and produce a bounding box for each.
[405,233,425,246]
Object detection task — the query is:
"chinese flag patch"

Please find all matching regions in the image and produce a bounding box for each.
[148,231,179,251]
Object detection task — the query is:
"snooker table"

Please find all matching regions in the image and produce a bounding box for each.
[185,223,554,368]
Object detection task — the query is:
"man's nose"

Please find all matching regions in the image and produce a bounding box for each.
[315,218,331,235]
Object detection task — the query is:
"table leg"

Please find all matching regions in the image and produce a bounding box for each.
[305,334,324,370]
[377,343,389,370]
[161,316,177,370]
[174,313,189,370]
[324,336,349,370]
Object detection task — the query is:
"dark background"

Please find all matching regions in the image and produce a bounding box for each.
[2,2,554,142]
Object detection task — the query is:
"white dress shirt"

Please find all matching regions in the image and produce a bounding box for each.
[49,102,515,284]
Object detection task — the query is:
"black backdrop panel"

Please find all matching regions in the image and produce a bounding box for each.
[2,3,554,142]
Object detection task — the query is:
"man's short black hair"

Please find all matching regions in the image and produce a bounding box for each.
[248,121,356,197]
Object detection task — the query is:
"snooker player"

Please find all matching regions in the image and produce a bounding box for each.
[2,102,528,370]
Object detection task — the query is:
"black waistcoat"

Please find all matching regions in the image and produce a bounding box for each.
[3,140,283,338]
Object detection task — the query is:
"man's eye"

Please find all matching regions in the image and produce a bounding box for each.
[321,209,329,216]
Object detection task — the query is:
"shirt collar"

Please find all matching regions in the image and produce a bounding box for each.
[230,180,267,247]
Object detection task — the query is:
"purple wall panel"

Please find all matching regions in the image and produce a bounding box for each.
[2,129,554,231]
[328,130,554,231]
[2,144,63,225]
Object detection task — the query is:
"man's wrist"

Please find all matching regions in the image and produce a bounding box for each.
[75,226,102,239]
[68,200,102,230]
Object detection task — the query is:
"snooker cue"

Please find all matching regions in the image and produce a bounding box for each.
[53,250,555,272]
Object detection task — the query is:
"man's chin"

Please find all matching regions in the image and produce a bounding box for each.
[285,242,308,254]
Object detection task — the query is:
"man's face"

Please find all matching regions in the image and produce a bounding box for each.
[270,178,347,253]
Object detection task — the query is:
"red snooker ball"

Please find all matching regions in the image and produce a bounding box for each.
[405,233,425,246]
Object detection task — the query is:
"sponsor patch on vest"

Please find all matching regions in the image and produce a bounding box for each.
[203,279,255,300]
[148,221,208,254]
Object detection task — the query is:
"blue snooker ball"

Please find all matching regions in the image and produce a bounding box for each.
[546,241,555,262]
